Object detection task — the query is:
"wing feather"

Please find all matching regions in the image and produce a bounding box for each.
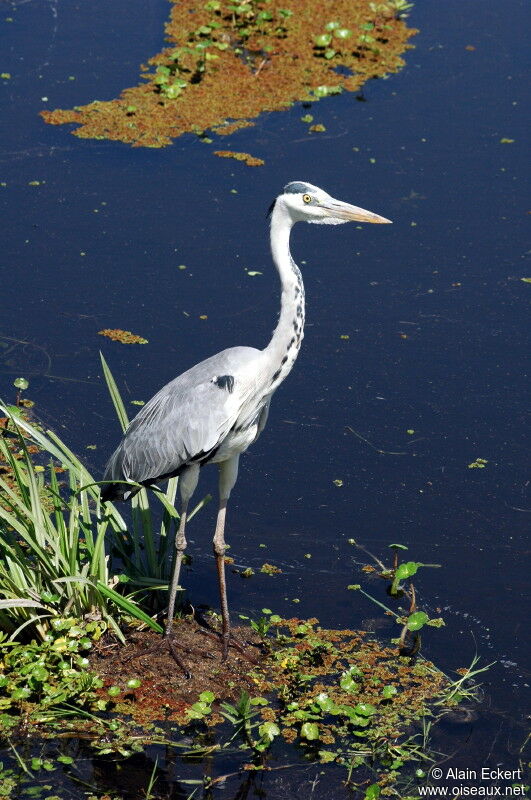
[103,347,261,486]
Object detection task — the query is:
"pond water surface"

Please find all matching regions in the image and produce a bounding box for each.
[1,0,529,797]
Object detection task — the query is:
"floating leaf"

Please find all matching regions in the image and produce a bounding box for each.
[13,377,29,391]
[340,673,360,694]
[353,702,376,717]
[314,33,332,47]
[406,611,429,631]
[259,721,280,741]
[395,561,420,580]
[301,721,320,740]
[382,685,398,699]
[250,695,268,705]
[315,692,335,712]
[186,700,211,718]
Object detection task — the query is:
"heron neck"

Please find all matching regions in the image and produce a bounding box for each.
[263,207,305,380]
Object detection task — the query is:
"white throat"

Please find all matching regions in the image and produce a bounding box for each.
[263,201,306,389]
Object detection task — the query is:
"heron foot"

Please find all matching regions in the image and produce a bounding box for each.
[124,616,260,678]
[193,609,259,663]
[125,635,204,678]
[197,627,258,664]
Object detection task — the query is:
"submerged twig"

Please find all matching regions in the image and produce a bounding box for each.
[345,426,409,455]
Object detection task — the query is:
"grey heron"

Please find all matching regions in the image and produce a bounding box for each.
[101,181,390,666]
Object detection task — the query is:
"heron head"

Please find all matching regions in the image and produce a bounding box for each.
[271,181,391,226]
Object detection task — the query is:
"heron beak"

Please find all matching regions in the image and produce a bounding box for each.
[322,200,392,224]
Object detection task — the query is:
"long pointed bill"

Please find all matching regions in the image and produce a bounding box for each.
[322,200,392,224]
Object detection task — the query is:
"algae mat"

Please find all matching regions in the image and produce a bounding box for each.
[41,0,416,149]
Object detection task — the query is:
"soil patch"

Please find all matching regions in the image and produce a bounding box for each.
[90,619,263,724]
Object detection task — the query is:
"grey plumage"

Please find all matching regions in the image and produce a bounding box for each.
[283,181,314,194]
[100,181,391,663]
[102,346,261,498]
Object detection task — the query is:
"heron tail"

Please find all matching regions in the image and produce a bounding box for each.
[100,446,139,502]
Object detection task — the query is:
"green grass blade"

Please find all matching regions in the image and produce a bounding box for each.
[95,582,163,633]
[133,489,157,576]
[188,493,212,521]
[100,351,130,433]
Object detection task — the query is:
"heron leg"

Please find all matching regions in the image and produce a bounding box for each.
[213,455,240,660]
[165,464,199,639]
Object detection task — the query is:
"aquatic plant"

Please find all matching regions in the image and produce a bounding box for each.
[0,404,162,641]
[0,357,211,641]
[0,619,107,727]
[41,0,416,149]
[98,328,149,344]
[347,539,445,656]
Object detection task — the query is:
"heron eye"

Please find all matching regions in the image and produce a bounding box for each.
[303,194,312,204]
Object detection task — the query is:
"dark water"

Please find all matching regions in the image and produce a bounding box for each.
[1,0,529,796]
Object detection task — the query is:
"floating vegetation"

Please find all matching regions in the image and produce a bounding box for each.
[468,457,488,469]
[260,561,283,574]
[213,149,265,166]
[0,610,486,796]
[40,0,416,148]
[213,119,256,136]
[98,328,149,344]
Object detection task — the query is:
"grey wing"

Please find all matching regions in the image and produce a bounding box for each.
[103,347,260,485]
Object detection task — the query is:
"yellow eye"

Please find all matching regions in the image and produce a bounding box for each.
[303,193,312,204]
